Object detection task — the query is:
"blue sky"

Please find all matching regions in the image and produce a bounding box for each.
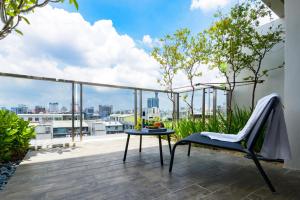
[0,0,235,111]
[56,0,235,40]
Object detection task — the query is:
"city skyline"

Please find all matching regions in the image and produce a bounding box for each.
[1,88,227,116]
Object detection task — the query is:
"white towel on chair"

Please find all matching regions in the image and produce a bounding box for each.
[260,101,292,160]
[201,93,278,142]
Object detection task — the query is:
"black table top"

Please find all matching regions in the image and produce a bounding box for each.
[124,129,175,136]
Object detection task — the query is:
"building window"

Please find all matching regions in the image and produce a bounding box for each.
[35,118,39,122]
[28,117,32,121]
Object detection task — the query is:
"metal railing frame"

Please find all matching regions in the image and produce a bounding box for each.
[176,84,229,121]
[0,72,229,141]
[0,72,179,141]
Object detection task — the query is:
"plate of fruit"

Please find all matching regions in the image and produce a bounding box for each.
[144,122,166,132]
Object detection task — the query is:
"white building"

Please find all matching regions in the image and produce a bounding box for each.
[86,120,124,136]
[18,113,78,123]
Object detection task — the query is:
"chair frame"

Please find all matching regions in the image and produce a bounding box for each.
[169,97,279,193]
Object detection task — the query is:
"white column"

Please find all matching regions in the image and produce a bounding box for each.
[284,0,300,169]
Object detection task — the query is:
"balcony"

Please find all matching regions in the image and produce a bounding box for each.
[0,72,300,199]
[0,72,227,145]
[1,136,300,200]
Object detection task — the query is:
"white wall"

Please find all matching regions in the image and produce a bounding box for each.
[233,19,285,108]
[284,0,300,169]
[232,8,300,169]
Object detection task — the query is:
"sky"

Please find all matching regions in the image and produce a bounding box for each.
[55,0,233,39]
[0,0,242,110]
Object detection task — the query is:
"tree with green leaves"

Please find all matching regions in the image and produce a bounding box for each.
[152,34,181,122]
[0,0,78,40]
[207,7,249,129]
[238,0,284,110]
[207,0,284,130]
[174,28,208,118]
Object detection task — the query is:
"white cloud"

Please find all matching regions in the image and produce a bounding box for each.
[142,35,153,46]
[190,0,230,11]
[0,6,161,89]
[0,5,223,98]
[141,34,162,49]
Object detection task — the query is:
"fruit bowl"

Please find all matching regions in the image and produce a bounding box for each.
[146,126,159,129]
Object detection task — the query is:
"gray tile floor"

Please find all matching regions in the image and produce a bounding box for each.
[1,135,300,200]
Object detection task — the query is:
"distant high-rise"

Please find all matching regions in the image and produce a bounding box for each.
[99,105,112,118]
[11,104,28,114]
[147,92,159,108]
[34,106,46,114]
[61,106,68,113]
[85,107,94,114]
[84,107,94,119]
[49,102,59,113]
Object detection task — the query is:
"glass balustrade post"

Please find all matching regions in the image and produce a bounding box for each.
[72,82,75,142]
[202,88,206,124]
[139,90,142,122]
[80,83,83,141]
[174,93,179,121]
[134,89,137,127]
[213,88,217,121]
[226,90,232,117]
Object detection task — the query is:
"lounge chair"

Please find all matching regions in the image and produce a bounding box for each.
[169,95,279,192]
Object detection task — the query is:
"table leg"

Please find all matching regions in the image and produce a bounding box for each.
[159,135,163,165]
[167,135,172,154]
[139,135,142,152]
[123,134,130,162]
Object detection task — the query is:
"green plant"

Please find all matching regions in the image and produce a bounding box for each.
[0,0,78,40]
[173,29,208,118]
[134,117,142,131]
[237,0,284,110]
[152,34,180,122]
[167,107,263,152]
[0,110,35,163]
[165,118,206,141]
[207,0,284,111]
[153,28,209,120]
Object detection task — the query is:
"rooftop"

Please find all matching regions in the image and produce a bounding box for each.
[1,136,299,200]
[52,120,89,128]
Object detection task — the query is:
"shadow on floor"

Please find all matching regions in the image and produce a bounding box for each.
[1,142,299,200]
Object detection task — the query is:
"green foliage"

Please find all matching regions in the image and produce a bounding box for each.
[231,0,284,110]
[166,107,264,151]
[207,0,284,110]
[134,117,142,131]
[165,118,206,141]
[153,28,209,118]
[0,0,78,40]
[206,2,253,116]
[227,107,252,134]
[151,33,180,120]
[173,29,208,117]
[0,110,36,163]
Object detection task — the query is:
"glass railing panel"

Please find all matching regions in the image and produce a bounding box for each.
[216,89,227,115]
[177,89,200,119]
[0,76,72,146]
[205,88,214,117]
[141,91,173,123]
[81,85,134,139]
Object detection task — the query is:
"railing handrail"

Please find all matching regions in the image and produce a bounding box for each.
[0,72,229,93]
[0,71,228,142]
[0,72,177,94]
